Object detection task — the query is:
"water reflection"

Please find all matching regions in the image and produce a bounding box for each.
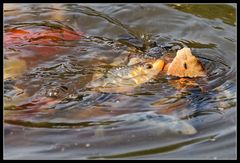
[168,4,236,26]
[4,3,236,159]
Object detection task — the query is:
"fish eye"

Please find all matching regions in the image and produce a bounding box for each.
[144,63,153,69]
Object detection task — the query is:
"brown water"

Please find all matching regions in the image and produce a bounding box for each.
[3,3,236,159]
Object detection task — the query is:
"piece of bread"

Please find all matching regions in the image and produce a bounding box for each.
[167,47,206,78]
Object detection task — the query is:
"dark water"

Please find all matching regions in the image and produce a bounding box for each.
[3,4,236,159]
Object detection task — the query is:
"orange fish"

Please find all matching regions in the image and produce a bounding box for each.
[4,22,84,76]
[4,24,83,48]
[4,22,84,63]
[166,47,206,78]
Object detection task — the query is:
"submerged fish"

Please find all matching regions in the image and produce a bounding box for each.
[96,111,197,136]
[4,21,83,80]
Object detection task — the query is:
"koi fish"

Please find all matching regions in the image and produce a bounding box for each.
[86,59,165,93]
[97,111,197,135]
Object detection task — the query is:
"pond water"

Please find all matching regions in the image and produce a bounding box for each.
[3,3,237,159]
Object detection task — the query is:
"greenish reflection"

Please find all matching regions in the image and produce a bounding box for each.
[4,119,118,129]
[173,39,217,49]
[89,135,217,159]
[168,4,236,26]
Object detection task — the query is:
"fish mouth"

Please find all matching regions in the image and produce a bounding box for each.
[152,59,165,71]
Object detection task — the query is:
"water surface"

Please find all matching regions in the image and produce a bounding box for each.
[3,3,237,159]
